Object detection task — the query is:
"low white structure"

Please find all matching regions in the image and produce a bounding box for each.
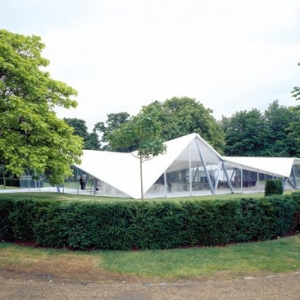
[70,133,300,199]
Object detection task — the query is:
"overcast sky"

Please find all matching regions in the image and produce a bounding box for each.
[1,0,300,130]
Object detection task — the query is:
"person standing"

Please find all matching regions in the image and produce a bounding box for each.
[79,175,85,190]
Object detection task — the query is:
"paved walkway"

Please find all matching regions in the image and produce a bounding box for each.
[1,272,300,300]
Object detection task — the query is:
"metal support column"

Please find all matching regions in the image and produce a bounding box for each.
[164,171,167,197]
[189,144,192,196]
[214,162,222,192]
[287,178,296,189]
[292,165,297,188]
[240,166,243,193]
[195,142,214,194]
[221,161,234,193]
[76,167,79,194]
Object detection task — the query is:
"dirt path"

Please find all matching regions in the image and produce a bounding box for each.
[1,271,300,300]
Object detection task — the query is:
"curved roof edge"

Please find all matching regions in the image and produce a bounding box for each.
[222,156,300,178]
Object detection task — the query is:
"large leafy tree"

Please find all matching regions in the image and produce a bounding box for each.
[140,97,225,153]
[63,118,89,139]
[290,62,300,155]
[94,112,131,151]
[221,101,299,157]
[262,100,298,157]
[0,29,82,184]
[64,118,100,150]
[85,131,101,151]
[221,109,265,156]
[109,113,166,199]
[288,105,300,157]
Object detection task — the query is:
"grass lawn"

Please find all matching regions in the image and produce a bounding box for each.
[0,234,299,282]
[0,190,291,202]
[100,234,300,278]
[0,185,20,190]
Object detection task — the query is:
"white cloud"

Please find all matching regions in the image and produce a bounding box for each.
[2,0,300,129]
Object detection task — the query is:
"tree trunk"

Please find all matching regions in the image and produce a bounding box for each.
[140,157,144,199]
[2,166,6,189]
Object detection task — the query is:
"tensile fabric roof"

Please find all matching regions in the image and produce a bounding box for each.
[75,133,300,198]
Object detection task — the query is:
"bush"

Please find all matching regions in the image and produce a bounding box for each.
[0,198,14,241]
[0,193,299,250]
[265,179,283,196]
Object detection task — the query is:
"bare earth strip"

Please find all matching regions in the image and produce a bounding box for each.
[1,272,300,300]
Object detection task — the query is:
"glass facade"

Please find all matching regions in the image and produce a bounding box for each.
[11,136,300,198]
[63,166,130,198]
[295,165,300,188]
[144,139,298,198]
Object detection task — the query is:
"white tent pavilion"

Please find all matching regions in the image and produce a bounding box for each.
[69,133,300,198]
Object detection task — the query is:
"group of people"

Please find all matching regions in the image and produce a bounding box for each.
[79,175,100,192]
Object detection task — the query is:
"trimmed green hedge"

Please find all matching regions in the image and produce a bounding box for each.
[265,179,283,196]
[1,194,300,250]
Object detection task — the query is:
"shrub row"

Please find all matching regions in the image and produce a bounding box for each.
[1,194,300,250]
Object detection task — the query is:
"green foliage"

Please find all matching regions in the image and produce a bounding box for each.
[8,199,39,242]
[292,61,300,101]
[288,105,300,155]
[221,100,299,157]
[108,112,166,198]
[221,109,265,156]
[141,97,225,153]
[262,101,298,156]
[0,29,83,184]
[33,201,66,247]
[64,118,100,150]
[265,179,283,196]
[94,112,131,151]
[85,131,101,150]
[0,198,14,241]
[108,112,166,157]
[1,165,20,187]
[1,193,299,250]
[63,118,89,139]
[293,86,300,101]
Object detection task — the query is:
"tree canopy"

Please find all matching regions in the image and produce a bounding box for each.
[64,118,100,150]
[108,112,166,199]
[94,112,131,151]
[221,100,299,157]
[221,109,265,156]
[0,29,83,184]
[262,100,298,157]
[140,97,225,153]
